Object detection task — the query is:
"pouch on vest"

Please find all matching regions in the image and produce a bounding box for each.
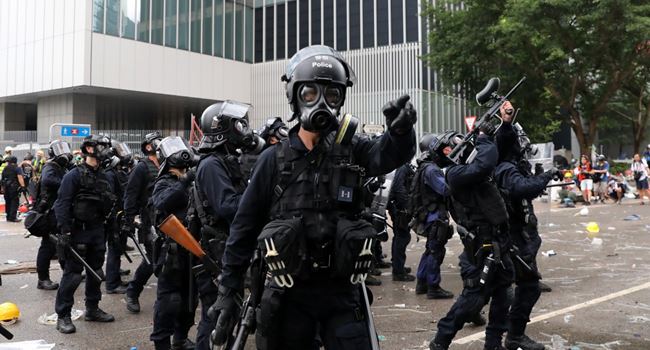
[257,217,306,288]
[72,193,103,222]
[201,225,228,265]
[152,235,166,277]
[329,163,364,212]
[24,210,49,237]
[333,218,376,282]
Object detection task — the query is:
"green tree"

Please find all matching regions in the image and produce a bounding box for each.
[608,63,650,154]
[422,0,650,155]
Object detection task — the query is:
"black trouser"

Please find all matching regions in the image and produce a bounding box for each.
[106,231,127,290]
[37,233,63,281]
[256,276,372,350]
[4,187,18,220]
[389,210,411,274]
[55,229,106,317]
[509,228,542,337]
[126,224,154,300]
[195,270,219,350]
[416,224,451,287]
[151,250,197,350]
[434,250,515,348]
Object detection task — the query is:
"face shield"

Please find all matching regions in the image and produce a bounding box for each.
[157,136,197,173]
[113,142,132,159]
[50,141,71,157]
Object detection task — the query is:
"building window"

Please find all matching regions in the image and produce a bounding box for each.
[335,0,346,51]
[214,0,224,56]
[235,2,244,61]
[390,0,402,44]
[405,0,417,42]
[287,0,297,56]
[137,0,150,42]
[190,0,202,52]
[362,0,374,48]
[93,0,105,33]
[265,4,274,61]
[311,0,321,45]
[165,0,177,47]
[298,0,308,49]
[277,3,286,59]
[376,0,388,46]
[179,0,190,49]
[121,0,136,39]
[245,5,253,63]
[254,7,263,62]
[203,0,213,54]
[106,0,120,36]
[349,0,360,50]
[224,0,234,59]
[151,0,164,44]
[323,0,333,47]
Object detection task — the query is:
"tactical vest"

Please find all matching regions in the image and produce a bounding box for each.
[140,158,159,225]
[500,160,537,238]
[239,153,259,181]
[72,164,116,225]
[389,164,415,210]
[448,174,508,231]
[270,133,365,242]
[34,162,65,213]
[1,164,19,190]
[409,162,448,233]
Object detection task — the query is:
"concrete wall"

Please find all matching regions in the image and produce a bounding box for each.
[0,0,91,99]
[36,94,96,142]
[0,103,29,132]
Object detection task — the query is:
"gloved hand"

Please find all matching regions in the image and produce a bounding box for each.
[545,167,563,181]
[121,221,135,238]
[534,163,544,176]
[477,120,497,136]
[180,168,196,187]
[382,94,417,135]
[208,285,242,346]
[56,232,71,261]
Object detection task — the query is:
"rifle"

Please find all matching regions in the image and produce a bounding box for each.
[448,76,527,165]
[0,323,13,340]
[48,235,104,283]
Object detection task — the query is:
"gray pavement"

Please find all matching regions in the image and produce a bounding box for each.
[1,199,650,349]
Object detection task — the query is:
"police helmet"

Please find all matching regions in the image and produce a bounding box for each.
[81,134,113,161]
[48,140,73,168]
[419,133,436,154]
[141,131,162,155]
[428,130,463,167]
[198,100,257,152]
[282,45,356,132]
[157,136,198,176]
[259,117,289,144]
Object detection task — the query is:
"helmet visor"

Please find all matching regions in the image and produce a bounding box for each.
[158,136,191,159]
[220,101,251,120]
[284,45,357,84]
[113,142,132,158]
[50,141,71,157]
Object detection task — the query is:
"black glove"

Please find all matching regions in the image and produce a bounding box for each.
[477,121,497,136]
[545,167,562,181]
[121,221,135,238]
[180,168,196,187]
[208,285,242,346]
[534,163,544,176]
[56,232,71,261]
[382,94,417,135]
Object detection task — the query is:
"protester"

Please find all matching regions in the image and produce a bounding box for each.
[631,153,648,205]
[558,171,578,207]
[592,155,609,203]
[577,155,593,205]
[643,144,650,164]
[607,174,625,204]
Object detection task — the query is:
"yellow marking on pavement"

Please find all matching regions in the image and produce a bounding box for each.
[453,281,650,345]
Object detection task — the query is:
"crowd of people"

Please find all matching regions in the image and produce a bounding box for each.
[8,45,578,350]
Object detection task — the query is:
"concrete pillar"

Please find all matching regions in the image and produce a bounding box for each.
[0,102,29,133]
[37,94,97,142]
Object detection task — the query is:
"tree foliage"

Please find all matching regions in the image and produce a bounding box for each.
[422,0,650,155]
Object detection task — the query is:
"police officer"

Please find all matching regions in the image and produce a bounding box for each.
[2,156,26,222]
[53,135,116,334]
[410,133,454,298]
[429,123,514,350]
[33,141,73,290]
[494,101,557,350]
[214,45,416,350]
[104,140,133,294]
[388,162,416,281]
[124,132,163,313]
[240,117,288,180]
[188,100,256,350]
[150,136,198,350]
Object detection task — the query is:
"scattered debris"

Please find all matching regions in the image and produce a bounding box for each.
[19,284,28,289]
[607,227,616,231]
[377,335,386,341]
[624,214,641,221]
[578,208,589,216]
[563,314,574,323]
[606,253,619,257]
[542,250,557,257]
[0,340,55,350]
[591,238,603,245]
[4,260,18,265]
[394,304,406,308]
[37,309,84,325]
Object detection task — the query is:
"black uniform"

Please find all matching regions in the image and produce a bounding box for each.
[494,124,553,343]
[190,153,246,350]
[432,135,514,349]
[387,163,415,275]
[105,166,128,291]
[220,126,415,349]
[151,173,198,350]
[124,158,159,302]
[54,163,115,318]
[34,161,67,282]
[1,162,22,221]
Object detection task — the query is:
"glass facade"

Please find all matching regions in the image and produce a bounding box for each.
[92,0,422,64]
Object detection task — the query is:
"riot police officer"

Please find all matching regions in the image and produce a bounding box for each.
[150,136,198,350]
[53,135,116,334]
[494,101,557,350]
[124,132,163,313]
[214,45,416,350]
[104,140,133,294]
[1,155,26,222]
[188,100,257,350]
[429,124,515,350]
[33,140,73,290]
[388,162,416,281]
[240,117,287,180]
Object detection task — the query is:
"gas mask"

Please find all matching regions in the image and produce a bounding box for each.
[296,83,346,133]
[513,123,538,159]
[94,142,114,162]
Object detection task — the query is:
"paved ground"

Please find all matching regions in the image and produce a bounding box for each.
[1,198,650,349]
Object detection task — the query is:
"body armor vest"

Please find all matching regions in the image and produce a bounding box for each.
[448,175,508,230]
[140,158,159,225]
[72,164,116,225]
[1,165,19,189]
[35,162,65,213]
[409,162,448,230]
[500,160,537,238]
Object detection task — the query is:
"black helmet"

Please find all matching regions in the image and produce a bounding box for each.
[141,132,162,155]
[428,130,463,167]
[106,140,133,169]
[198,100,258,153]
[157,136,198,176]
[282,45,356,132]
[81,134,113,161]
[419,133,436,154]
[259,117,289,144]
[48,140,73,168]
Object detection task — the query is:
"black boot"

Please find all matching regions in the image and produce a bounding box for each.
[56,315,76,334]
[375,260,392,269]
[365,275,382,286]
[126,296,141,313]
[85,308,115,322]
[427,285,454,299]
[172,338,196,350]
[415,280,427,295]
[467,312,487,326]
[539,281,552,293]
[37,279,59,290]
[392,273,416,282]
[429,341,448,350]
[484,346,506,350]
[505,334,545,350]
[119,268,131,276]
[106,285,128,294]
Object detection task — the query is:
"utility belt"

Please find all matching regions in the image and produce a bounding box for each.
[456,224,508,266]
[153,238,185,277]
[257,215,376,288]
[423,221,453,244]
